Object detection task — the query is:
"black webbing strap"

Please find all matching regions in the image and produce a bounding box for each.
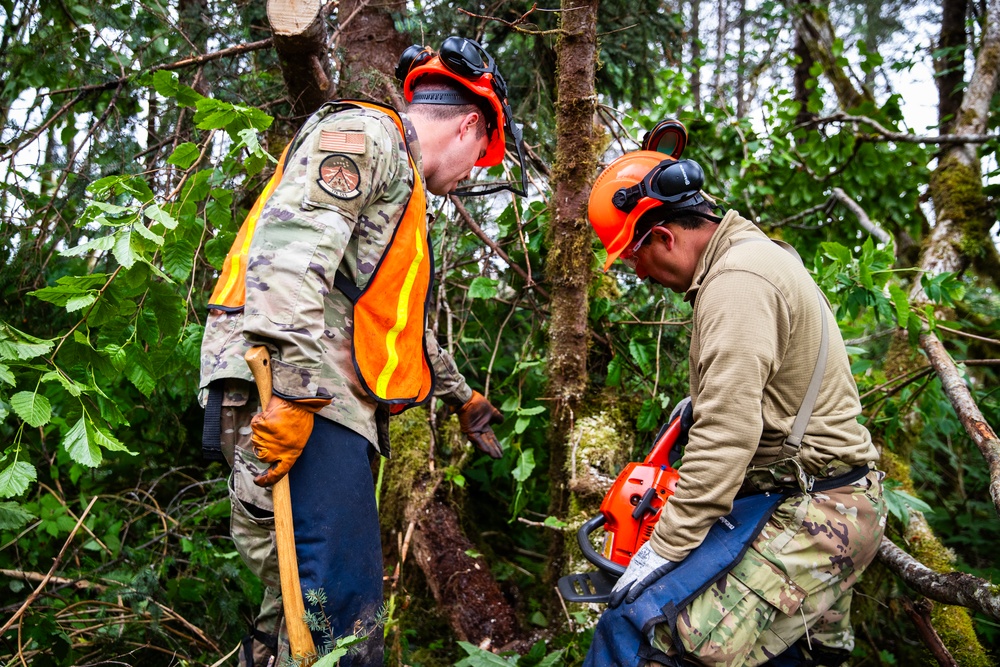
[201,382,226,462]
[810,464,871,493]
[333,271,362,303]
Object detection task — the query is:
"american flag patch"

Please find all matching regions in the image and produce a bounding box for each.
[318,130,366,154]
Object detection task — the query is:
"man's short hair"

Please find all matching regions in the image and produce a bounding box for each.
[406,75,495,140]
[634,200,718,238]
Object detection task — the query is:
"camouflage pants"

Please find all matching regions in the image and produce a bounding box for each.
[650,470,887,667]
[222,402,292,667]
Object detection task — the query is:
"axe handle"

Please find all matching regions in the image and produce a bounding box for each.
[245,346,316,663]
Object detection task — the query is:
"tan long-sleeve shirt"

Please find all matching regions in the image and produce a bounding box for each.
[648,211,879,561]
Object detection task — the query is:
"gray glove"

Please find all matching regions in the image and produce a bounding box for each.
[609,541,677,608]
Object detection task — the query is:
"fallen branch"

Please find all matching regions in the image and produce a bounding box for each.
[879,537,1000,621]
[1,496,98,635]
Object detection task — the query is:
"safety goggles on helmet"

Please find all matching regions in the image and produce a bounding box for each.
[397,36,527,197]
[641,119,688,158]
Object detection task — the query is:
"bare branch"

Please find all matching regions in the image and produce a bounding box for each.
[830,188,892,244]
[879,537,1000,621]
[805,112,999,145]
[920,332,1000,520]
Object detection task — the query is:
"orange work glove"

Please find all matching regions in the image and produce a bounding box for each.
[456,390,505,458]
[251,395,331,487]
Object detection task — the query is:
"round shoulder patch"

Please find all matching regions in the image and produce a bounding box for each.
[317,154,362,200]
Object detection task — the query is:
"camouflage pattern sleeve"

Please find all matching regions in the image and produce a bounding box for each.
[243,111,400,400]
[426,330,473,407]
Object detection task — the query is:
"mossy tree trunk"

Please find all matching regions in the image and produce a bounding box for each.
[873,1,1000,663]
[336,0,410,103]
[544,0,600,589]
[267,0,333,118]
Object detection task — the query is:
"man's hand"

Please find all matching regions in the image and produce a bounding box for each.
[609,541,677,608]
[251,396,331,487]
[456,390,505,458]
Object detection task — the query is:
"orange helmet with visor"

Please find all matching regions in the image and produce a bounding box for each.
[396,36,526,196]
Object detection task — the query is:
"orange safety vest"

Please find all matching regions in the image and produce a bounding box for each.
[208,100,434,411]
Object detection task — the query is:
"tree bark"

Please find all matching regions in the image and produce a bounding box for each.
[267,0,333,118]
[880,539,1000,621]
[335,0,410,103]
[690,0,702,109]
[545,0,600,588]
[937,0,970,133]
[792,1,815,125]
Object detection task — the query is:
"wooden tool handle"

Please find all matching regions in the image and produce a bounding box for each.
[245,346,316,663]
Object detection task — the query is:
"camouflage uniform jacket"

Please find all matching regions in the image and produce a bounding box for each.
[199,103,473,450]
[647,210,879,562]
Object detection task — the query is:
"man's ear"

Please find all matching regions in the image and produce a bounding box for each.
[458,111,480,139]
[652,225,676,250]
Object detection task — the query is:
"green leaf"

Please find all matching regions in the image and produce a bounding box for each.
[543,516,567,529]
[469,277,499,300]
[41,371,84,397]
[113,231,137,268]
[62,234,115,257]
[63,416,102,467]
[888,284,909,327]
[144,203,178,230]
[517,406,546,416]
[90,421,134,454]
[455,641,519,666]
[0,322,53,361]
[0,363,14,386]
[605,356,622,387]
[166,142,201,169]
[628,339,654,374]
[125,357,156,396]
[512,449,536,483]
[821,242,851,267]
[152,70,179,97]
[133,221,165,245]
[637,398,661,432]
[0,501,36,530]
[65,293,97,313]
[11,391,51,427]
[0,461,37,498]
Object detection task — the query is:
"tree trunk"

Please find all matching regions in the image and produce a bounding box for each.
[267,0,333,118]
[937,0,969,133]
[792,1,815,125]
[788,0,873,110]
[690,0,702,109]
[336,0,410,104]
[545,0,600,588]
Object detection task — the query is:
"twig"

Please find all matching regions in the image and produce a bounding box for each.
[901,597,958,667]
[448,196,550,301]
[831,188,891,245]
[45,38,275,97]
[1,495,98,635]
[457,4,570,36]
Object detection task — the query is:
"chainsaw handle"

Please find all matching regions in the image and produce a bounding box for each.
[577,515,626,577]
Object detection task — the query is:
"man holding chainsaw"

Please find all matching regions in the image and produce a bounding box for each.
[199,37,524,666]
[585,137,886,666]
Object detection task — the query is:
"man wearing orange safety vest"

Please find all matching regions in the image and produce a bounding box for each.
[198,36,525,666]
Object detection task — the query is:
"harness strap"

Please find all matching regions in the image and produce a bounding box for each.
[728,237,831,462]
[201,382,225,462]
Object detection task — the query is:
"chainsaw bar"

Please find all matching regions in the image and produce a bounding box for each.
[557,569,618,604]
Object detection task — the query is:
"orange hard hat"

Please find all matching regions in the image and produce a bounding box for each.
[402,54,507,168]
[589,151,675,271]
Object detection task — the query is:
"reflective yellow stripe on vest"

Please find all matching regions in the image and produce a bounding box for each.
[208,144,291,310]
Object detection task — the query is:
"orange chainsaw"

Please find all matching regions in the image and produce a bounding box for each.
[558,398,692,603]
